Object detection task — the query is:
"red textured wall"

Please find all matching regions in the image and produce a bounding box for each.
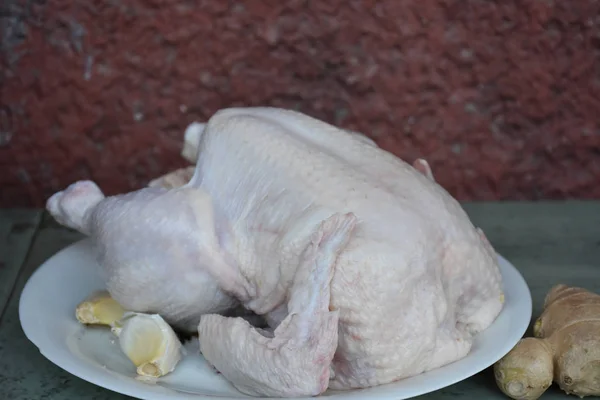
[2,0,600,207]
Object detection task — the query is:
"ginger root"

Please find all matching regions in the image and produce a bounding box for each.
[494,284,600,399]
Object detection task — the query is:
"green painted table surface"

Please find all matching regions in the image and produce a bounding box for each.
[1,203,599,399]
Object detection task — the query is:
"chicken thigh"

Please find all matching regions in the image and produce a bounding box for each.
[47,107,504,397]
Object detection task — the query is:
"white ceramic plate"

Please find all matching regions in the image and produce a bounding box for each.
[20,239,532,400]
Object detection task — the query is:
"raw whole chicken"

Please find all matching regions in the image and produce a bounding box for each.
[47,107,504,397]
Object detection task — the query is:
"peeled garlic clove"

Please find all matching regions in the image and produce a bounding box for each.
[75,290,125,327]
[118,313,182,377]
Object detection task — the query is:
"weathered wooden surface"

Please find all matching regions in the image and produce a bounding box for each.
[0,213,129,399]
[1,203,599,399]
[0,210,41,319]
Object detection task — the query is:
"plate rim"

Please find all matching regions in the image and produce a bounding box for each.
[19,239,532,400]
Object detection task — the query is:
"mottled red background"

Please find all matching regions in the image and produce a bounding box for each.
[2,0,600,207]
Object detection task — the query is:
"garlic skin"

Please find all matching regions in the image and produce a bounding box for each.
[75,290,125,327]
[117,312,182,377]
